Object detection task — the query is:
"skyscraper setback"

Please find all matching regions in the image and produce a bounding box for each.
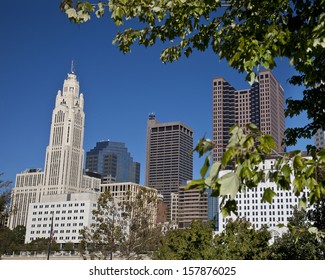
[145,114,193,216]
[212,70,285,162]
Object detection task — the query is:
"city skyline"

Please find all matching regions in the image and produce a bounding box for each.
[0,1,310,186]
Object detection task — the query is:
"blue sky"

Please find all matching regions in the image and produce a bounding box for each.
[0,1,311,186]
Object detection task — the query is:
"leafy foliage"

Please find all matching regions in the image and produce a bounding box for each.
[153,220,217,260]
[25,237,59,254]
[214,218,271,260]
[189,124,325,216]
[154,218,271,260]
[0,173,11,228]
[0,226,26,256]
[59,1,325,217]
[308,198,325,232]
[60,0,325,145]
[269,208,325,259]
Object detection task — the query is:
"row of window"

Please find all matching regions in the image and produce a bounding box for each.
[33,203,85,208]
[31,223,84,231]
[32,209,85,215]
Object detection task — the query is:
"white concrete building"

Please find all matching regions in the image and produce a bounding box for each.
[8,68,100,230]
[8,169,44,229]
[217,159,309,232]
[315,129,325,149]
[25,192,99,244]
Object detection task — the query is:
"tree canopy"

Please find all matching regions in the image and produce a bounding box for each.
[154,218,271,260]
[270,207,325,259]
[59,1,325,222]
[60,0,325,146]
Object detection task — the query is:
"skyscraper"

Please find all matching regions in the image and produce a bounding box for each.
[43,70,85,195]
[212,70,285,162]
[8,67,101,229]
[85,141,140,184]
[145,113,193,217]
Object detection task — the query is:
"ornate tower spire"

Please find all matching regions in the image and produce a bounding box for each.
[43,67,85,196]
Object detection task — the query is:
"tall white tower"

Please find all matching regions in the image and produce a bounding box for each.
[43,70,85,195]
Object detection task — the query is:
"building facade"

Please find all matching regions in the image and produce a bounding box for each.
[25,192,99,244]
[8,68,101,229]
[145,113,193,218]
[177,184,208,228]
[8,169,44,229]
[43,71,85,195]
[212,70,285,162]
[86,141,140,184]
[315,129,325,149]
[217,159,308,232]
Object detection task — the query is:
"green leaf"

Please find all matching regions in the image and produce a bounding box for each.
[194,138,213,157]
[219,172,239,199]
[281,164,291,178]
[261,187,277,203]
[205,161,221,187]
[293,155,303,169]
[264,134,277,150]
[305,165,314,178]
[298,197,307,210]
[200,155,210,178]
[221,147,236,167]
[221,200,238,217]
[246,123,259,132]
[185,179,205,190]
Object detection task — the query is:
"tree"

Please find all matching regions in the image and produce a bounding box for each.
[307,196,325,230]
[269,207,325,259]
[79,189,160,260]
[154,220,217,260]
[59,1,325,217]
[26,237,59,254]
[60,0,325,146]
[0,173,11,228]
[63,241,75,252]
[0,226,25,257]
[213,218,271,260]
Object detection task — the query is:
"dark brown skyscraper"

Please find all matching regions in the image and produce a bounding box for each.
[145,114,193,218]
[212,70,285,162]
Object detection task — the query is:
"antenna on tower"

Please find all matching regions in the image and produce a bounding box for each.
[71,60,76,74]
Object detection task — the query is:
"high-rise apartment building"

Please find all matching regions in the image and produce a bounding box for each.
[86,141,140,184]
[145,114,193,217]
[212,70,285,162]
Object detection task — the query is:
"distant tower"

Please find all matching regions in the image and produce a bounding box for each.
[85,141,140,184]
[42,70,85,195]
[145,114,193,219]
[212,70,285,162]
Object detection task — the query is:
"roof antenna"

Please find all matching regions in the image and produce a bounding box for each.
[71,60,76,74]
